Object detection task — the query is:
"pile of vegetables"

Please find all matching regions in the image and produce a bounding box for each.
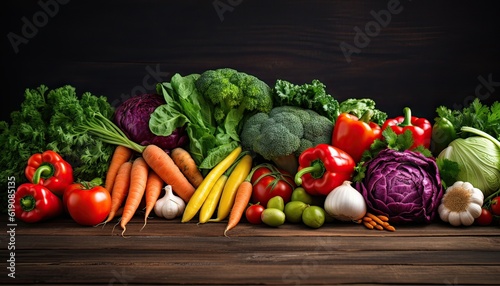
[5,66,500,235]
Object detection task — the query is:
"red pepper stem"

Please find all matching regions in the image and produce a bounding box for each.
[359,110,374,123]
[398,107,413,127]
[294,160,325,186]
[20,195,36,212]
[32,164,54,185]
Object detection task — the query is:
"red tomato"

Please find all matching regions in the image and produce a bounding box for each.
[245,204,265,224]
[63,182,111,226]
[490,196,500,216]
[250,165,295,208]
[475,208,493,226]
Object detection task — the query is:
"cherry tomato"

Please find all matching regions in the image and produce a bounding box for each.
[475,208,493,226]
[63,181,111,226]
[490,196,500,216]
[245,204,265,224]
[250,165,295,208]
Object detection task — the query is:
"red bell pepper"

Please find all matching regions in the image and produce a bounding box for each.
[332,110,382,163]
[25,150,74,196]
[382,107,432,149]
[294,144,355,196]
[14,183,64,223]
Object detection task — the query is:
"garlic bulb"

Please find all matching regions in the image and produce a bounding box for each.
[324,181,367,221]
[154,185,186,219]
[438,181,484,226]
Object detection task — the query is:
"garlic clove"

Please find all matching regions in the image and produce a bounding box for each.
[461,181,474,191]
[448,211,461,226]
[467,202,482,219]
[438,204,450,222]
[154,197,166,217]
[459,210,474,226]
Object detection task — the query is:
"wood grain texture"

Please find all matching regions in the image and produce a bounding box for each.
[2,0,500,123]
[2,215,500,285]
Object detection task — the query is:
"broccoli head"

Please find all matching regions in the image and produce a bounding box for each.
[195,68,273,123]
[240,106,334,174]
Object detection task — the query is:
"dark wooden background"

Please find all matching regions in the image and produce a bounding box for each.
[2,0,500,124]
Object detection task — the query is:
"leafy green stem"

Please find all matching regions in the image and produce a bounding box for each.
[77,113,145,153]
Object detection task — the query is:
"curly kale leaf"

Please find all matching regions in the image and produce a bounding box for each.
[273,79,340,122]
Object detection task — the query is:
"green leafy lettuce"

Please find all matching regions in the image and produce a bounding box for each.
[150,73,239,171]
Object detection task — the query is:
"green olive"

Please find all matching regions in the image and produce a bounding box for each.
[291,187,313,204]
[302,206,326,229]
[267,195,285,212]
[284,201,309,223]
[261,208,286,227]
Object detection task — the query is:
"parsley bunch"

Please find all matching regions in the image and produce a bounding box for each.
[0,85,115,213]
[435,98,500,140]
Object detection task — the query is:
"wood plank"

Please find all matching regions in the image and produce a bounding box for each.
[12,215,500,237]
[3,214,499,285]
[14,248,500,266]
[7,264,500,285]
[13,235,500,252]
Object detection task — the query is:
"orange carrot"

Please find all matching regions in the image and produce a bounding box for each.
[366,212,385,226]
[120,157,149,237]
[105,145,133,191]
[141,171,164,231]
[100,161,132,226]
[142,144,195,203]
[363,221,374,230]
[171,147,204,188]
[224,181,253,237]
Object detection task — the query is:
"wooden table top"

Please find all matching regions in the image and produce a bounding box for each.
[2,213,499,285]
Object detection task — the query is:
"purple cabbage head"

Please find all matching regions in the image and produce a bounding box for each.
[355,149,444,224]
[114,93,188,153]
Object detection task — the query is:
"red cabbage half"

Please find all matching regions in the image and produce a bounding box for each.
[355,149,444,224]
[113,93,188,153]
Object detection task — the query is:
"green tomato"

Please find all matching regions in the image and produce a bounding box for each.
[267,195,285,212]
[302,206,326,229]
[291,187,313,204]
[284,201,309,223]
[261,208,286,227]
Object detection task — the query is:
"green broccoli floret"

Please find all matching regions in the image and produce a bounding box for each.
[195,68,273,124]
[240,105,334,174]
